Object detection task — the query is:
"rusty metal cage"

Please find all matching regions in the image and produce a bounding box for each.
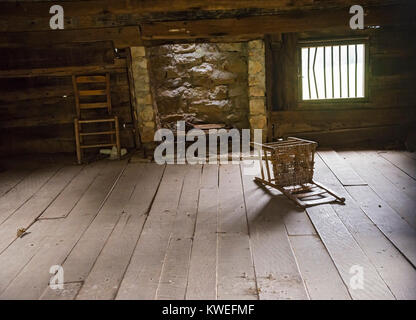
[265,137,317,187]
[252,137,345,208]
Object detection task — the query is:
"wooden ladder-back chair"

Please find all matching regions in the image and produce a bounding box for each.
[72,73,121,164]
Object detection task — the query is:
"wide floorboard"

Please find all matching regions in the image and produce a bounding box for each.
[0,150,415,300]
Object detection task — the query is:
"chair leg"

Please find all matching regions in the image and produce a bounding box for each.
[109,121,114,145]
[74,118,82,164]
[114,116,121,159]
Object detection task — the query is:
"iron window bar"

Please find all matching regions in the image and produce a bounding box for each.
[312,47,318,99]
[299,38,367,101]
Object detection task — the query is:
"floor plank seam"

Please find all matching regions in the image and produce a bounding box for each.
[25,165,85,232]
[36,216,70,221]
[0,160,45,198]
[336,201,396,299]
[0,165,63,227]
[317,151,367,187]
[215,165,220,300]
[1,153,414,300]
[316,153,415,299]
[73,213,125,300]
[309,155,392,299]
[113,164,167,300]
[0,166,74,255]
[378,152,416,181]
[0,169,33,198]
[53,161,133,300]
[340,150,416,230]
[155,235,174,299]
[283,224,311,300]
[346,227,400,300]
[0,234,43,296]
[287,236,314,300]
[238,164,260,300]
[335,195,400,298]
[183,164,203,300]
[39,163,102,220]
[215,206,219,300]
[57,161,128,277]
[155,170,187,299]
[344,186,416,270]
[51,166,104,219]
[368,152,416,198]
[304,211,362,300]
[365,183,416,230]
[310,205,355,300]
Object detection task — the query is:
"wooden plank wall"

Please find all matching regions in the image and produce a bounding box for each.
[269,26,416,147]
[0,42,135,155]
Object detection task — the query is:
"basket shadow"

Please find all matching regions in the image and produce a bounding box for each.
[244,178,305,234]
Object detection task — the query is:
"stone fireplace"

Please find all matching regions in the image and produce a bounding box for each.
[130,40,267,149]
[147,42,250,130]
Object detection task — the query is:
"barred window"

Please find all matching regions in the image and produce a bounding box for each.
[300,42,366,101]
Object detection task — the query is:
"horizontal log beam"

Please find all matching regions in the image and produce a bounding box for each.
[0,27,142,48]
[0,1,407,32]
[0,1,401,18]
[0,3,412,48]
[140,3,416,40]
[288,125,409,147]
[270,107,416,135]
[0,27,262,48]
[0,0,309,17]
[0,59,127,78]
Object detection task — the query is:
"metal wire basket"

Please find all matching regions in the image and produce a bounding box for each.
[263,137,317,187]
[252,137,345,208]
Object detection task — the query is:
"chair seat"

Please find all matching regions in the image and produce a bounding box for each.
[77,117,117,124]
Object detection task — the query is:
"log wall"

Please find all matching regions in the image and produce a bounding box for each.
[0,42,135,155]
[268,26,416,147]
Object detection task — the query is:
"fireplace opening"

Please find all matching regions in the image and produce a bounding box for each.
[147,43,250,132]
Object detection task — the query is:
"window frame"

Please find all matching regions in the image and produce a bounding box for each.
[296,37,370,105]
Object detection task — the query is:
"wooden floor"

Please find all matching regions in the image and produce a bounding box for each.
[0,149,415,300]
